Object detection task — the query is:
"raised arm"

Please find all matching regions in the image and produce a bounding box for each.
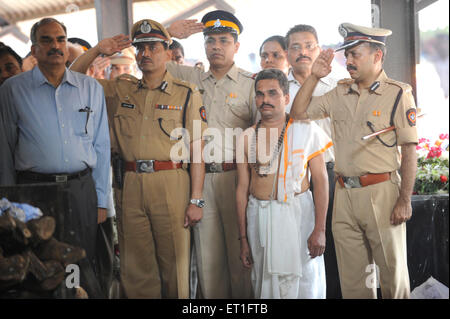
[167,19,204,39]
[70,34,132,74]
[290,48,334,120]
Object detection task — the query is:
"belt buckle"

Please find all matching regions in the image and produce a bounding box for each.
[55,175,68,183]
[209,162,219,173]
[343,176,361,188]
[137,160,155,173]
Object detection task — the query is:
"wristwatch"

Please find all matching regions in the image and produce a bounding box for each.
[190,199,205,208]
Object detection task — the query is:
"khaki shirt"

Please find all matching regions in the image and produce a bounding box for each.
[306,70,418,176]
[99,72,207,162]
[167,62,257,162]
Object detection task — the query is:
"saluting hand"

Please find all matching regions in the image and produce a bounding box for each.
[168,19,204,39]
[87,56,110,79]
[97,34,132,56]
[311,48,334,79]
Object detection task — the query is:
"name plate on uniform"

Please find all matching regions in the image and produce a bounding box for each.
[121,102,135,109]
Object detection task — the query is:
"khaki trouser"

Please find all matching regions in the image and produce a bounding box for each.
[332,178,410,299]
[117,169,190,298]
[193,170,253,298]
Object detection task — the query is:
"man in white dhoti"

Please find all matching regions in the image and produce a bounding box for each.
[236,68,332,299]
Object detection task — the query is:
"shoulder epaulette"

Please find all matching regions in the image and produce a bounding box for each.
[116,73,139,84]
[384,78,412,93]
[172,78,195,91]
[337,78,353,85]
[238,68,256,80]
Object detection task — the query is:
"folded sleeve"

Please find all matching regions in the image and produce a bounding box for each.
[393,86,418,145]
[306,87,337,120]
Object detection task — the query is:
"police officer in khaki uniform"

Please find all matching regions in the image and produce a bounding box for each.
[70,19,207,298]
[166,10,255,299]
[289,23,418,299]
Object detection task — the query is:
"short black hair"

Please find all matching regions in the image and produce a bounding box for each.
[285,24,319,48]
[0,45,23,68]
[255,68,289,95]
[169,40,184,57]
[259,35,286,56]
[30,18,67,45]
[368,42,387,62]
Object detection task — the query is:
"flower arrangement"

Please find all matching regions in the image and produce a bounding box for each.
[414,134,449,195]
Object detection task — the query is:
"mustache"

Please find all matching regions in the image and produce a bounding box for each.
[47,48,64,56]
[347,65,357,71]
[296,55,311,62]
[259,103,275,109]
[140,58,152,63]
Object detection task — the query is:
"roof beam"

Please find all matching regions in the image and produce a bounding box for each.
[0,0,95,24]
[415,0,438,12]
[0,24,29,43]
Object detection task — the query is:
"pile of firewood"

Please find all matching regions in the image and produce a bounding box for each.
[0,211,86,297]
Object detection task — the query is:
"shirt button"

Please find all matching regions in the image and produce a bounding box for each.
[59,107,62,111]
[64,140,68,144]
[144,116,148,120]
[61,124,65,128]
[65,159,69,163]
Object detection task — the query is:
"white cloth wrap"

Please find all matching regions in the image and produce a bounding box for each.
[277,120,332,203]
[247,191,326,299]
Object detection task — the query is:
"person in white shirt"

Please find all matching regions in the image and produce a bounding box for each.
[285,24,340,298]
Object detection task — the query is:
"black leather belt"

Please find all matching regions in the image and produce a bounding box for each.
[326,161,335,170]
[16,168,91,183]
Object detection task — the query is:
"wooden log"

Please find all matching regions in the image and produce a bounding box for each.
[39,260,65,291]
[0,279,22,293]
[0,211,16,235]
[26,250,48,282]
[22,260,65,292]
[0,212,32,254]
[35,238,86,267]
[26,216,56,245]
[0,252,30,283]
[75,287,89,299]
[14,219,32,244]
